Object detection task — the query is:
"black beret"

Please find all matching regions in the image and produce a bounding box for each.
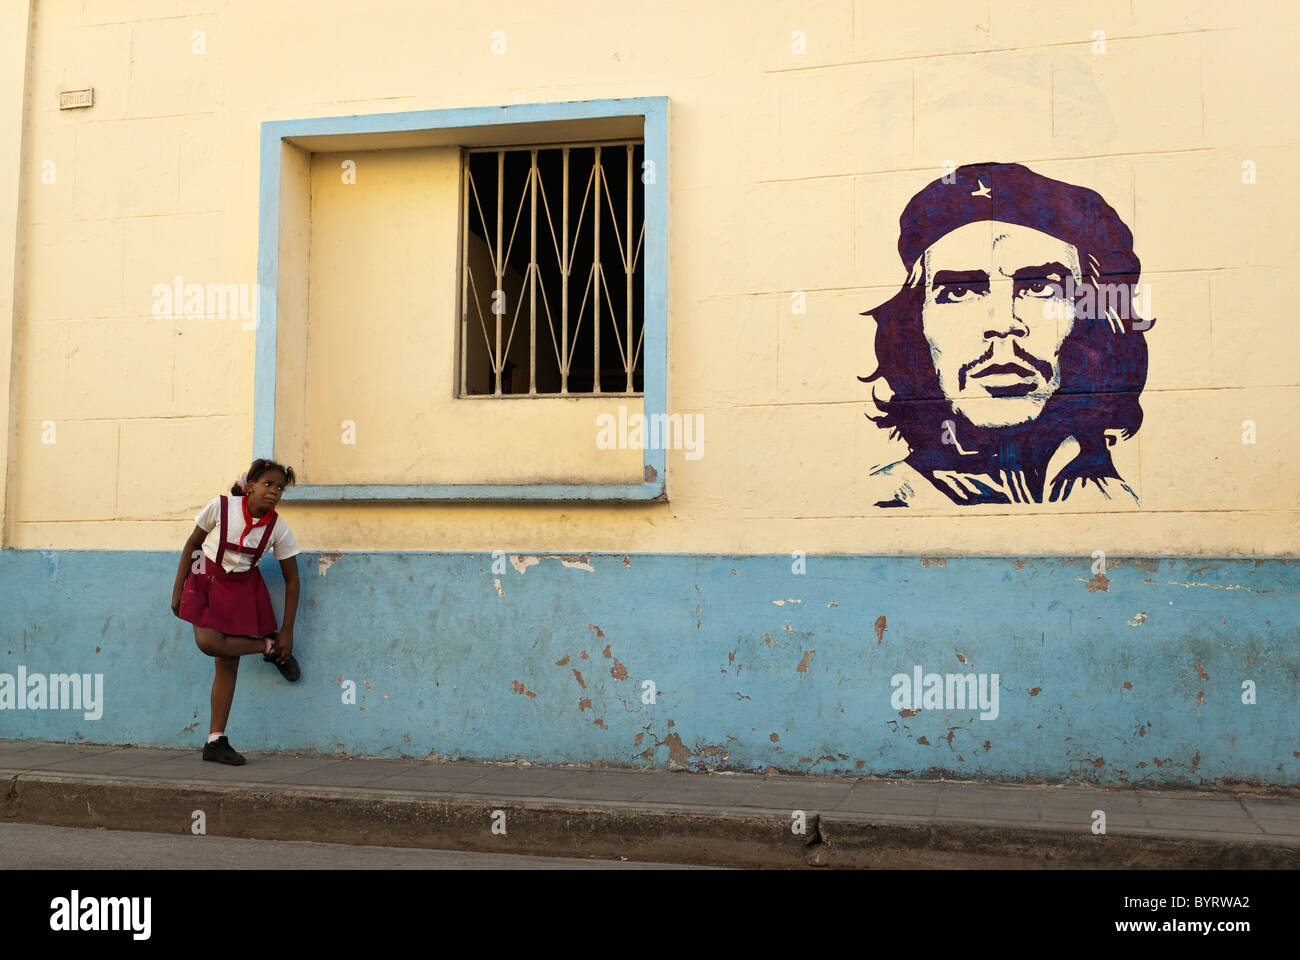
[897,162,1137,279]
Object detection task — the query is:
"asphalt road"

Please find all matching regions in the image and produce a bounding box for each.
[0,823,721,870]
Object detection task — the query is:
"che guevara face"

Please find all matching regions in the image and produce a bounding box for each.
[920,221,1082,429]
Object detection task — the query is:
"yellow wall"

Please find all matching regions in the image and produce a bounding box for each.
[291,146,640,484]
[0,1,33,547]
[5,0,1298,554]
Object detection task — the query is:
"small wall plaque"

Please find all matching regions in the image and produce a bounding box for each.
[59,89,93,110]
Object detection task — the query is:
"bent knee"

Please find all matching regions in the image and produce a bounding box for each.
[194,632,223,656]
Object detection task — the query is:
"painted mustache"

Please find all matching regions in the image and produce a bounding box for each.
[958,344,1054,391]
[971,362,1037,379]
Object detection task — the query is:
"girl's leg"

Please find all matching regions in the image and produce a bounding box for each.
[193,626,265,658]
[209,655,239,736]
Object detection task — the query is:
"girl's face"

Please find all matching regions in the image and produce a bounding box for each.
[247,470,287,514]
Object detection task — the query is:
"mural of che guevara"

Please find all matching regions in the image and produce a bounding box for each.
[863,162,1153,508]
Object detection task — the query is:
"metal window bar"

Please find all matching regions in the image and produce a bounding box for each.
[460,139,645,396]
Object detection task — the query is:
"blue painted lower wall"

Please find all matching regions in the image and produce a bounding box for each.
[1,550,1296,787]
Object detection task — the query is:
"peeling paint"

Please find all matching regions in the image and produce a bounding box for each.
[493,578,504,597]
[317,552,344,576]
[590,625,606,639]
[1166,579,1293,594]
[509,554,595,574]
[660,732,691,764]
[511,680,537,699]
[1128,612,1147,626]
[610,658,627,681]
[920,557,947,567]
[1134,559,1159,572]
[509,555,540,575]
[1028,687,1041,696]
[898,708,920,718]
[769,732,780,742]
[1080,574,1112,593]
[916,736,930,745]
[594,718,607,730]
[1013,559,1026,570]
[17,550,1299,786]
[601,643,611,658]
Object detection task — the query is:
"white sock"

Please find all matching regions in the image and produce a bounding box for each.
[265,636,274,654]
[207,732,224,744]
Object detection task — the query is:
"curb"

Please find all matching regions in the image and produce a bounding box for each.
[6,772,1299,868]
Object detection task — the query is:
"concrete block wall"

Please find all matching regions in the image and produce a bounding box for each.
[1,1,1296,785]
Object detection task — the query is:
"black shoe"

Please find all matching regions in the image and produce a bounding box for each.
[202,736,246,765]
[262,634,301,682]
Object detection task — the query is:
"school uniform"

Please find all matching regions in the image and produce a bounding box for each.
[177,495,300,638]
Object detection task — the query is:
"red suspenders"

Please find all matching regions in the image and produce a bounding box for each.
[213,495,278,571]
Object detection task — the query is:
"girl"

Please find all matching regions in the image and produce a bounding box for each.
[171,458,302,765]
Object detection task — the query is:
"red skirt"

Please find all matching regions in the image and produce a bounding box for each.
[178,557,279,638]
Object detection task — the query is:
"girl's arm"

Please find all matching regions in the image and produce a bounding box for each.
[275,555,300,660]
[172,525,208,615]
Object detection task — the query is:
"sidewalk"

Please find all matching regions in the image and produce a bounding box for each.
[3,740,1297,868]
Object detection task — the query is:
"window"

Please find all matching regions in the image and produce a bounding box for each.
[461,140,646,396]
[256,97,668,501]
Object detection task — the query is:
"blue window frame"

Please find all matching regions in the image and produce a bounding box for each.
[254,97,668,501]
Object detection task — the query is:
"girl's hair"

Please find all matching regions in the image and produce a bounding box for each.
[231,458,297,496]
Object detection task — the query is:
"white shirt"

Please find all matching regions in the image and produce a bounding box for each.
[194,496,300,574]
